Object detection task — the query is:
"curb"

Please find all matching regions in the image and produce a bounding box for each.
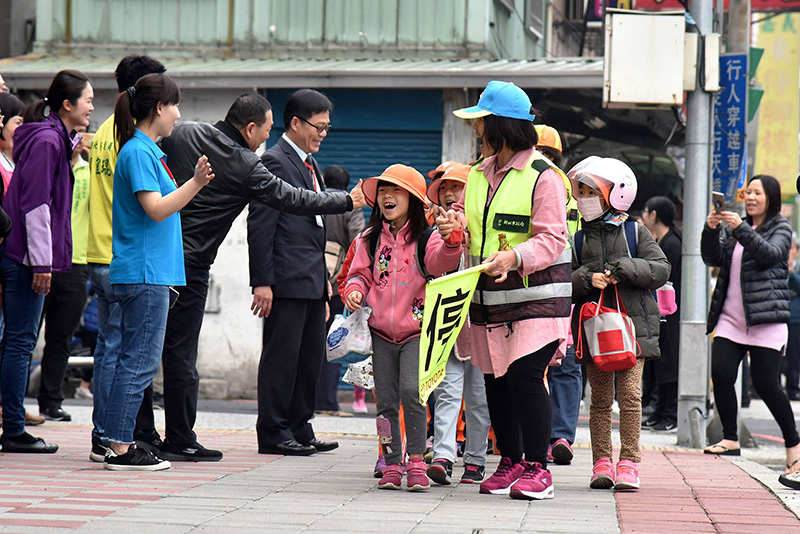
[727,455,800,519]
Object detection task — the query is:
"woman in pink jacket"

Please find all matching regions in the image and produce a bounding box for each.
[452,81,571,500]
[344,164,462,492]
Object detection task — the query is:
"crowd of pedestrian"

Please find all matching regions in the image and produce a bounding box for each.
[0,61,798,495]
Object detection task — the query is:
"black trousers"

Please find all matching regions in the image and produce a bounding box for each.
[783,324,800,396]
[257,297,326,449]
[38,264,89,410]
[484,341,557,466]
[712,337,800,447]
[654,381,678,420]
[315,296,343,412]
[135,266,209,446]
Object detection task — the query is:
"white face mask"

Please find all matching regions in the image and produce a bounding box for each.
[577,196,606,222]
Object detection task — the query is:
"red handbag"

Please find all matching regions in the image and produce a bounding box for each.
[576,286,640,372]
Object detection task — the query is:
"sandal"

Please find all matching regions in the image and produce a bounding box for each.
[785,458,800,474]
[704,443,741,456]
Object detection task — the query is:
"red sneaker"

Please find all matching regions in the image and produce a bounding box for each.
[406,458,430,491]
[479,457,525,495]
[378,464,403,490]
[509,462,554,500]
[550,439,573,465]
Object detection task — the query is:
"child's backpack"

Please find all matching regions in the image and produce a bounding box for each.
[367,226,436,281]
[573,219,638,265]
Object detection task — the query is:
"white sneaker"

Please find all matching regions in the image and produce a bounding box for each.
[74,387,93,399]
[779,470,800,490]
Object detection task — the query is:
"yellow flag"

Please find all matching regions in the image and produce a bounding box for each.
[418,264,485,405]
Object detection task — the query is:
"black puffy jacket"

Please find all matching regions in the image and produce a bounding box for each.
[701,214,792,333]
[572,219,671,360]
[159,120,352,270]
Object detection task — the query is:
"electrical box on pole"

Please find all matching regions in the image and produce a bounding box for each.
[603,9,686,107]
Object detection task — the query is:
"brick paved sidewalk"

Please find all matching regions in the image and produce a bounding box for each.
[0,423,797,533]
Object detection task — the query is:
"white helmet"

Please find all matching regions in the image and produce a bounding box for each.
[567,156,638,212]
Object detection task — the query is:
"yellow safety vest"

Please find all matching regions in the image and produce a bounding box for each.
[464,151,572,325]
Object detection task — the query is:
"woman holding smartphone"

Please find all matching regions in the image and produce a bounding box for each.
[701,175,800,490]
[102,73,214,471]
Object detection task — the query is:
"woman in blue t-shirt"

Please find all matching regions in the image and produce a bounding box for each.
[103,73,214,471]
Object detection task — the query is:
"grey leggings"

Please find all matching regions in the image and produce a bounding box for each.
[372,334,426,465]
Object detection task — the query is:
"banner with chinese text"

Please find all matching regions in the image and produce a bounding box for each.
[753,13,800,197]
[418,265,485,405]
[713,54,748,200]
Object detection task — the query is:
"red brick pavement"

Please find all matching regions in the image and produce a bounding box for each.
[0,424,275,530]
[616,450,800,534]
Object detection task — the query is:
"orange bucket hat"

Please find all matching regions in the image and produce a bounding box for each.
[363,164,427,208]
[426,162,470,206]
[535,124,563,153]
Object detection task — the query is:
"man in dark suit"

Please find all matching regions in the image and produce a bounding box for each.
[248,89,340,456]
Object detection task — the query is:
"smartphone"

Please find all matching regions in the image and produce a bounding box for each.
[168,286,180,309]
[712,191,725,214]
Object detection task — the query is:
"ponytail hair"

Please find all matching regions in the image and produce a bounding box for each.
[114,73,180,149]
[24,69,91,123]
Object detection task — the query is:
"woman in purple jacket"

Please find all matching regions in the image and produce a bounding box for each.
[0,70,93,453]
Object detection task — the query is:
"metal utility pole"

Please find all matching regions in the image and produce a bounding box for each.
[677,0,715,448]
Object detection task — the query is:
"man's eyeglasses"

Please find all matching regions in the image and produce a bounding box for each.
[297,116,332,133]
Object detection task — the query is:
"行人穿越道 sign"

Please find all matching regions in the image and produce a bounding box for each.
[633,0,800,11]
[713,54,748,201]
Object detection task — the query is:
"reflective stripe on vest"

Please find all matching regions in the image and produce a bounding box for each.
[464,151,572,325]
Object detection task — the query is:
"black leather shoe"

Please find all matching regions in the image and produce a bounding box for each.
[1,434,58,453]
[40,406,71,422]
[304,438,339,452]
[259,439,316,456]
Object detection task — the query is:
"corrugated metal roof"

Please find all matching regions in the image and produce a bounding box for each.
[0,55,603,90]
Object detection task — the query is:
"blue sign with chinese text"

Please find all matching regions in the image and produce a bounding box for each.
[713,54,748,200]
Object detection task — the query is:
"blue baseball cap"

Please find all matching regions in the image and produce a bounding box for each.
[453,81,535,122]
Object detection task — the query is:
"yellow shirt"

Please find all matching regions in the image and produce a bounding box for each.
[86,114,118,264]
[71,159,90,264]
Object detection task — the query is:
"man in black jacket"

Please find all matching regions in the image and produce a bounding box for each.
[247,89,340,456]
[134,93,365,462]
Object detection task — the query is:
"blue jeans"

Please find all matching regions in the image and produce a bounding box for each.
[547,345,582,443]
[0,257,45,437]
[88,264,123,441]
[103,283,168,444]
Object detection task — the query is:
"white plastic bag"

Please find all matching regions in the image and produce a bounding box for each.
[342,356,374,390]
[326,307,373,365]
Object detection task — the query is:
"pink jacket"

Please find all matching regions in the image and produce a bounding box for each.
[453,147,570,376]
[344,221,462,344]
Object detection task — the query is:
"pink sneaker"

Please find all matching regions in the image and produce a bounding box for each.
[378,464,403,490]
[406,458,430,491]
[353,398,368,414]
[550,439,574,465]
[373,454,386,478]
[614,460,640,490]
[509,462,554,500]
[547,444,554,462]
[479,457,525,495]
[590,458,614,489]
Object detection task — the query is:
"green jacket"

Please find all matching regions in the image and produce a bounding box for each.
[571,219,671,361]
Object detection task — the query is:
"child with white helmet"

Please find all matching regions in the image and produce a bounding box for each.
[568,156,670,491]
